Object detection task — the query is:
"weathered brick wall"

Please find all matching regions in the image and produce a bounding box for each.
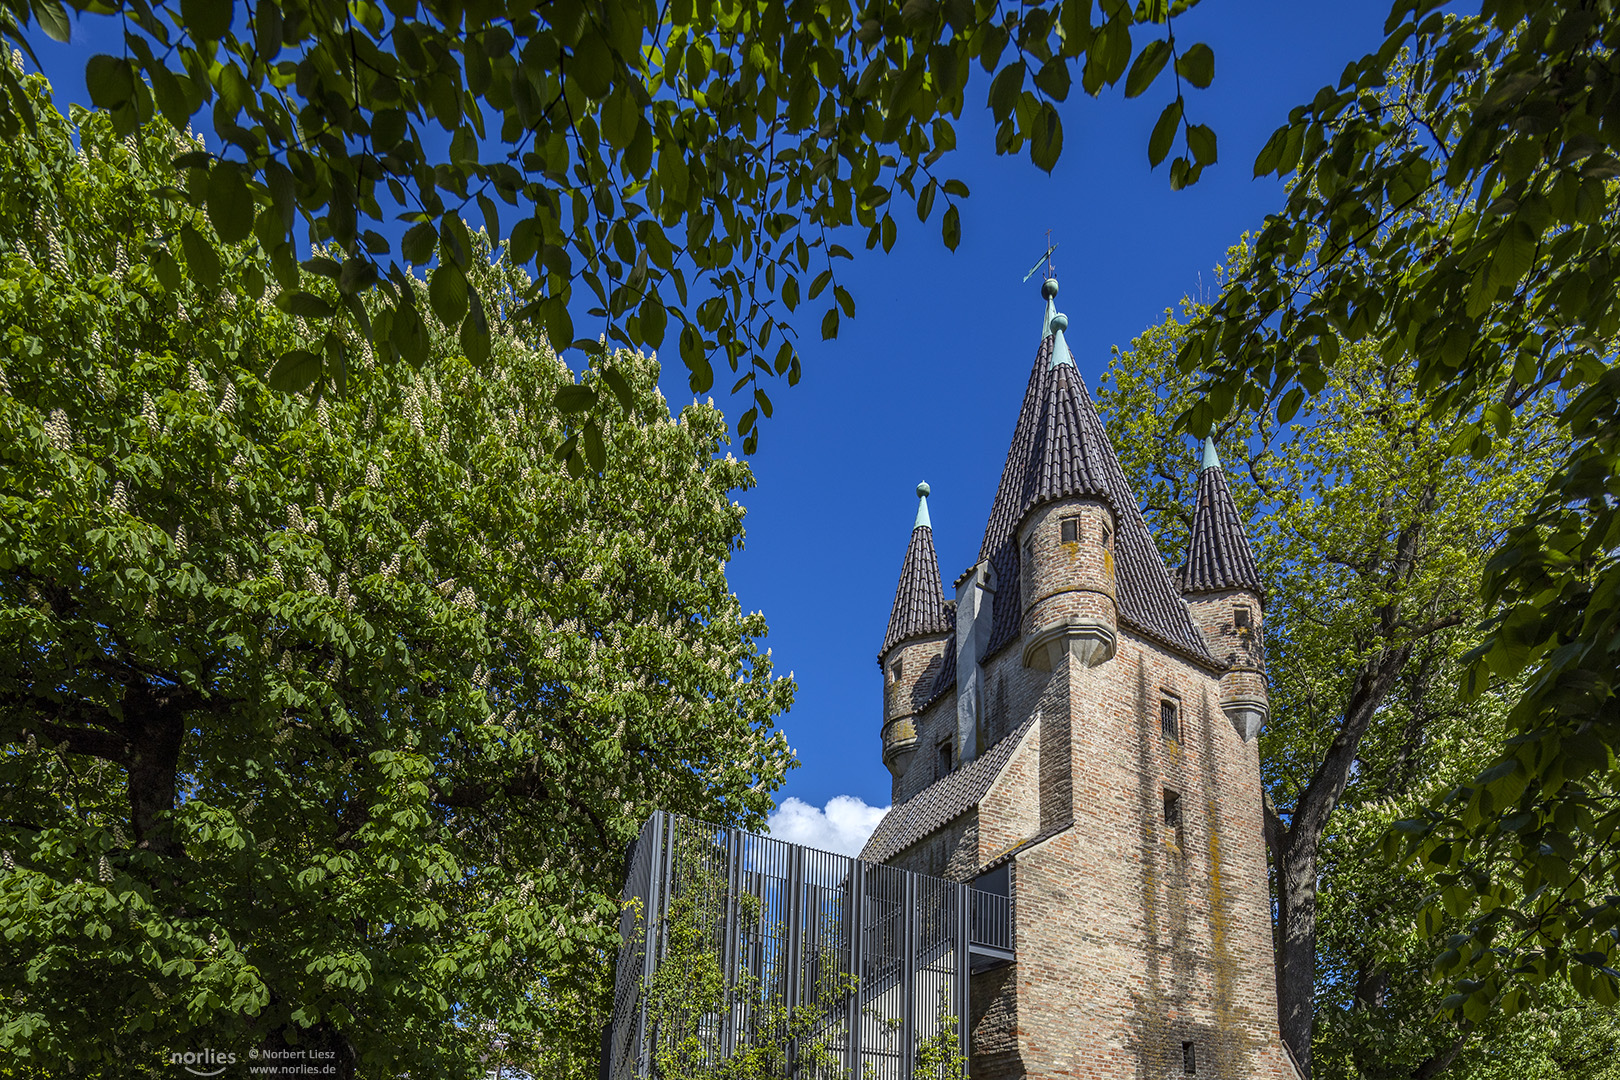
[881,633,951,799]
[985,630,1293,1080]
[886,814,978,882]
[977,718,1040,866]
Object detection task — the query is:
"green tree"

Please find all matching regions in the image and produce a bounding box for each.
[0,76,793,1077]
[0,0,1221,466]
[1176,0,1620,1032]
[1099,284,1568,1076]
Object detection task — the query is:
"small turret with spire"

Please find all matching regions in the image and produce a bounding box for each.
[879,483,954,795]
[1182,436,1269,740]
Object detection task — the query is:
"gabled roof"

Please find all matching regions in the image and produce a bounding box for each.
[1182,448,1263,597]
[976,336,1216,665]
[859,714,1037,864]
[879,521,953,662]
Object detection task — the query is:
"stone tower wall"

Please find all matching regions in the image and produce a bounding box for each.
[966,629,1295,1080]
[880,633,951,799]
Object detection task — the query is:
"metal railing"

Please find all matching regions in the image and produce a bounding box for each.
[968,889,1012,955]
[606,812,1012,1080]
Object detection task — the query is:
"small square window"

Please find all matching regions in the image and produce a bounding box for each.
[890,659,903,682]
[1235,606,1252,629]
[1160,698,1180,742]
[1060,516,1079,543]
[1182,1041,1197,1075]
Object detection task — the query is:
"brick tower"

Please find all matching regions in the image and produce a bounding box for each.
[862,280,1299,1079]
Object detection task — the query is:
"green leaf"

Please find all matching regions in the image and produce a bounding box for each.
[554,385,597,413]
[34,0,71,43]
[401,223,438,265]
[180,0,232,40]
[941,204,961,251]
[85,54,135,110]
[601,364,635,412]
[207,166,255,244]
[280,292,337,319]
[1186,124,1217,166]
[988,62,1025,123]
[1149,99,1183,168]
[268,350,322,393]
[821,307,839,340]
[460,287,490,364]
[178,225,222,291]
[1124,39,1170,99]
[582,419,606,471]
[1030,104,1063,173]
[1175,43,1215,89]
[1276,387,1304,424]
[429,264,469,326]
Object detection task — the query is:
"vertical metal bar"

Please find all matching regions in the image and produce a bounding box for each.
[848,859,866,1077]
[901,871,916,1078]
[720,826,741,1060]
[782,842,802,1073]
[956,881,971,1076]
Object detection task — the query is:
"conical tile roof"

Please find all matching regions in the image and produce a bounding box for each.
[880,491,953,661]
[1182,446,1262,596]
[976,333,1216,664]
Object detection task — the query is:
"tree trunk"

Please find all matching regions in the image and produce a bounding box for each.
[1275,830,1320,1077]
[125,683,185,858]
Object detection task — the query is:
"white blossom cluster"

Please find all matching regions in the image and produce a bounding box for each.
[44,407,71,450]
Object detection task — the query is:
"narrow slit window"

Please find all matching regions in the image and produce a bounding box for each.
[1163,789,1183,843]
[1100,521,1113,549]
[890,659,903,682]
[1161,698,1180,742]
[1182,1041,1197,1075]
[1060,516,1079,543]
[937,741,952,779]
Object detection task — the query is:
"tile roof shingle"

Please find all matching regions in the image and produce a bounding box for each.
[1182,463,1263,597]
[879,524,954,661]
[858,715,1037,864]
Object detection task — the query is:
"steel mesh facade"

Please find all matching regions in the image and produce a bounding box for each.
[607,812,1008,1080]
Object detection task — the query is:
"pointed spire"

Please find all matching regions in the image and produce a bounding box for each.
[1048,311,1074,370]
[881,484,954,660]
[1183,444,1262,596]
[969,276,1218,664]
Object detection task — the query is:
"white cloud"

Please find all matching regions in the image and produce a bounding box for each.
[767,795,890,857]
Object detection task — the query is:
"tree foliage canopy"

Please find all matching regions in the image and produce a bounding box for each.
[1176,0,1620,1029]
[0,79,792,1075]
[1101,283,1585,1074]
[0,0,1220,467]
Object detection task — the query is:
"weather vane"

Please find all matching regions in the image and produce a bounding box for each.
[1022,230,1058,283]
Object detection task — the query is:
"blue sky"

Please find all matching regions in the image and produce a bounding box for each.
[24,1,1398,854]
[725,2,1397,849]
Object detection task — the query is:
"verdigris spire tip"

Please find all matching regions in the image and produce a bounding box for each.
[1048,311,1074,370]
[914,482,932,530]
[1202,437,1222,471]
[1041,277,1059,337]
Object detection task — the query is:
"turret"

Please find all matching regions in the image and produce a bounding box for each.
[879,483,954,793]
[1015,305,1119,671]
[1182,438,1268,740]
